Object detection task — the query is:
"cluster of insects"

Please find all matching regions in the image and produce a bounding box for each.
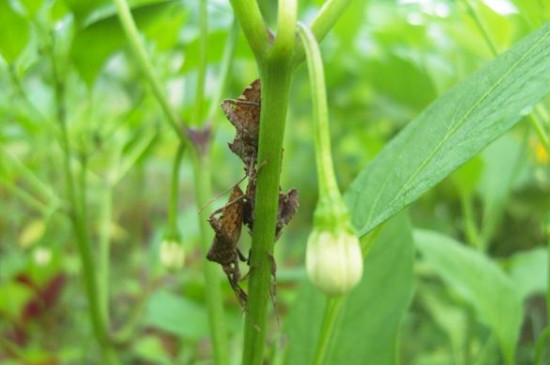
[206,79,299,309]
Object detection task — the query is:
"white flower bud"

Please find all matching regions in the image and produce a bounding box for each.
[306,228,363,296]
[33,247,52,267]
[159,239,185,270]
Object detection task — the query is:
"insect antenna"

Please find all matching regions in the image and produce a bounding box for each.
[198,174,247,215]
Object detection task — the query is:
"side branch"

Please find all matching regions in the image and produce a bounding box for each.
[229,0,269,61]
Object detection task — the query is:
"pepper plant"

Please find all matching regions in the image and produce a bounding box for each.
[1,0,550,365]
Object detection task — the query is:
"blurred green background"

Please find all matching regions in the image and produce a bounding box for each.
[0,0,549,364]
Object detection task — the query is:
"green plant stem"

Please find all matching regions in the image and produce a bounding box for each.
[297,23,338,201]
[113,0,187,142]
[272,0,297,57]
[463,0,498,56]
[312,297,344,365]
[2,179,50,214]
[114,1,232,362]
[191,0,208,126]
[52,57,118,365]
[548,235,550,361]
[464,3,550,356]
[292,0,354,66]
[534,321,550,364]
[228,0,268,60]
[168,142,185,235]
[241,1,297,357]
[207,18,239,122]
[1,147,59,204]
[459,192,482,250]
[463,0,550,153]
[98,183,113,330]
[242,61,293,365]
[190,151,230,365]
[530,113,550,153]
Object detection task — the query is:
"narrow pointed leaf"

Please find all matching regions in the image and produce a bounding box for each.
[414,230,523,364]
[345,22,550,236]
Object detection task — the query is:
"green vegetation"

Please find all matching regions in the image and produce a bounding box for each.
[0,0,549,364]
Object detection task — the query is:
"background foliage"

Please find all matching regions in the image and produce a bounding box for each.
[0,0,549,364]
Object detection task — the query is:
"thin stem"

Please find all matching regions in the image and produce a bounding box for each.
[1,179,49,214]
[114,0,231,361]
[98,183,113,330]
[206,19,239,123]
[459,192,482,250]
[1,147,59,204]
[463,0,550,154]
[463,0,498,56]
[312,297,344,365]
[190,151,230,365]
[168,142,185,236]
[191,0,208,126]
[534,327,549,365]
[228,0,269,60]
[529,113,550,153]
[297,23,339,201]
[292,0,354,67]
[548,235,550,356]
[113,0,187,142]
[53,60,118,365]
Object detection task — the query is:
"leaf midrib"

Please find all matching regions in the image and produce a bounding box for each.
[359,25,550,236]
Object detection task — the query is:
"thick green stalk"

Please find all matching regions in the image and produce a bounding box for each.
[242,58,293,365]
[190,151,230,365]
[240,5,296,364]
[312,298,344,365]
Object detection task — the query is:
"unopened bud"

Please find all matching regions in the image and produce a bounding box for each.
[306,224,363,296]
[33,247,52,266]
[159,239,185,270]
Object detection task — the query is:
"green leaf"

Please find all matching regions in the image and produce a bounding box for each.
[0,281,33,319]
[0,2,30,63]
[132,335,172,365]
[284,214,414,365]
[145,290,208,339]
[70,0,185,86]
[509,0,550,29]
[505,247,548,300]
[414,230,523,365]
[345,23,550,237]
[478,134,524,242]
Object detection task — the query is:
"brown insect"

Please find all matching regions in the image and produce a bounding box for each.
[208,79,299,311]
[221,79,261,175]
[206,186,248,308]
